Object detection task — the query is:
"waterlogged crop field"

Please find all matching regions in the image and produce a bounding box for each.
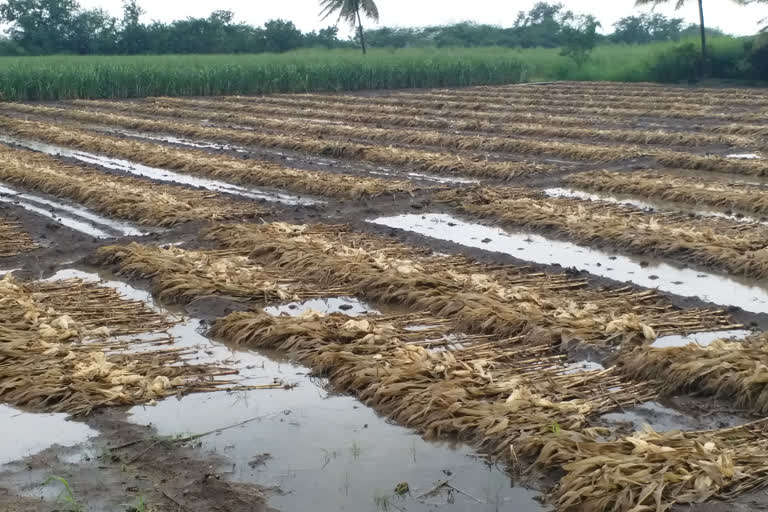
[2,81,768,512]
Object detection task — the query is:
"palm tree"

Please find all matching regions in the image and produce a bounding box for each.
[635,0,710,71]
[320,0,379,54]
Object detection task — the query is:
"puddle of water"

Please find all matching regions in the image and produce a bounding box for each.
[651,329,752,348]
[105,127,249,154]
[0,135,320,206]
[0,183,144,238]
[265,296,377,317]
[601,401,744,432]
[368,213,768,314]
[564,360,605,374]
[727,153,761,159]
[368,168,478,185]
[545,187,763,224]
[49,268,545,511]
[0,405,94,465]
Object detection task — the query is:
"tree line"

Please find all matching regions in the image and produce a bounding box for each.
[0,0,748,56]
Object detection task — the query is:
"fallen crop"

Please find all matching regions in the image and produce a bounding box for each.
[0,218,37,257]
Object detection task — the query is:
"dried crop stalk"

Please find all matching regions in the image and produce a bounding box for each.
[429,84,768,106]
[0,106,550,181]
[0,144,265,227]
[210,310,654,460]
[535,420,768,511]
[279,91,768,124]
[439,187,768,280]
[618,332,768,414]
[80,97,752,149]
[0,218,37,257]
[93,243,351,306]
[0,275,243,415]
[566,170,768,216]
[203,222,735,343]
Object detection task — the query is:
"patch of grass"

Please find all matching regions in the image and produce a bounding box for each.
[0,48,527,101]
[44,476,83,512]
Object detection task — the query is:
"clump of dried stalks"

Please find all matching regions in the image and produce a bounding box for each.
[438,187,768,280]
[0,275,242,415]
[0,218,37,257]
[81,97,751,149]
[0,104,551,181]
[282,91,768,124]
[618,332,768,414]
[0,118,414,201]
[535,420,768,511]
[93,242,350,306]
[0,144,265,227]
[567,170,768,216]
[437,84,768,107]
[156,94,625,131]
[203,222,735,344]
[210,310,653,460]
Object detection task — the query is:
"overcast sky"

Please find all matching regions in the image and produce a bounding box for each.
[78,0,766,36]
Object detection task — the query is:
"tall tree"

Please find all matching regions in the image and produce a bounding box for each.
[319,0,379,54]
[635,0,709,72]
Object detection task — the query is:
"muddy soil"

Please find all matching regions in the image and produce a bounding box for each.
[3,87,768,512]
[0,409,276,512]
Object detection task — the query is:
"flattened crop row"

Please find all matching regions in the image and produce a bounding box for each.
[0,275,241,415]
[265,92,768,124]
[528,81,768,99]
[69,101,645,162]
[201,222,733,343]
[439,187,768,281]
[131,97,753,149]
[0,117,417,200]
[0,144,265,227]
[0,218,37,257]
[566,170,768,216]
[0,104,550,180]
[165,94,625,130]
[34,101,768,176]
[415,85,768,108]
[92,243,353,306]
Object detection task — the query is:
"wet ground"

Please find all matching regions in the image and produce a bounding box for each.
[2,84,768,511]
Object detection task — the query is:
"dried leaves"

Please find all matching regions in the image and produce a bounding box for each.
[0,218,37,257]
[439,187,768,280]
[535,421,768,512]
[567,170,768,216]
[94,242,350,306]
[618,332,768,415]
[0,275,240,415]
[0,144,265,227]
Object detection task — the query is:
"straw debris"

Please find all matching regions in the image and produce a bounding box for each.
[439,187,768,280]
[0,218,37,257]
[618,332,768,414]
[0,104,551,181]
[567,170,768,216]
[0,144,266,227]
[0,274,243,415]
[93,242,351,306]
[202,222,735,344]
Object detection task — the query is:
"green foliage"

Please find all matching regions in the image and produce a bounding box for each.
[0,48,528,101]
[611,13,685,44]
[751,33,768,78]
[44,475,83,512]
[560,15,601,68]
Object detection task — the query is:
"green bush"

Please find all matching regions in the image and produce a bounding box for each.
[751,33,768,80]
[647,42,700,82]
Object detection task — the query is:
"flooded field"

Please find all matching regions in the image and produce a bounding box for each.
[2,82,768,512]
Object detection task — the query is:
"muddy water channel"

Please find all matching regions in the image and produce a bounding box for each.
[0,135,320,206]
[369,213,768,314]
[2,268,545,512]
